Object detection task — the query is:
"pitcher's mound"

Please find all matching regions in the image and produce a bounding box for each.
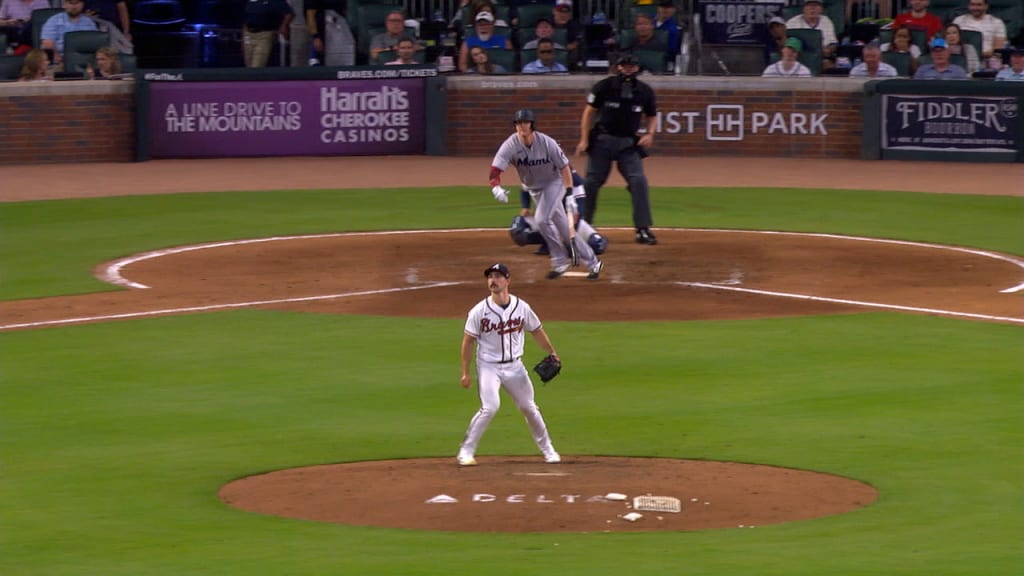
[220,456,878,532]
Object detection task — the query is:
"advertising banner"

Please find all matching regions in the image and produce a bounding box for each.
[147,79,427,157]
[698,0,786,45]
[882,95,1018,152]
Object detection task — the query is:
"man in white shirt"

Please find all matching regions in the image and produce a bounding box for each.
[762,37,813,77]
[849,42,899,77]
[952,0,1007,60]
[786,0,837,58]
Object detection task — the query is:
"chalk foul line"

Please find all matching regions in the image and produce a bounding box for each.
[0,282,463,331]
[678,282,1024,325]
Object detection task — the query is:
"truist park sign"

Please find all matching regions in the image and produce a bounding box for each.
[145,78,427,158]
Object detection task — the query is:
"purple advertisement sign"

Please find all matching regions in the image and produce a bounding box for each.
[148,79,426,158]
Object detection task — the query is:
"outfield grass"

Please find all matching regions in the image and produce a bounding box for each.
[1,186,1022,575]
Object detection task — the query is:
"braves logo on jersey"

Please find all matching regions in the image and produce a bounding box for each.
[481,317,524,335]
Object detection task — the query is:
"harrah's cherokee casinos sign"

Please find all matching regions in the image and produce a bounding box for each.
[148,79,426,158]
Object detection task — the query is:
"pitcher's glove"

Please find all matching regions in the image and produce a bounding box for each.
[533,354,562,384]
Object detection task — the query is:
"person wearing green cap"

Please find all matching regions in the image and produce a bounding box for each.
[762,36,813,77]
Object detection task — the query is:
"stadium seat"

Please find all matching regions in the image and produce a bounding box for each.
[958,29,983,59]
[118,52,137,72]
[786,28,823,74]
[62,30,110,74]
[485,47,516,72]
[30,7,62,48]
[0,54,25,81]
[634,48,667,74]
[882,50,911,76]
[515,4,554,29]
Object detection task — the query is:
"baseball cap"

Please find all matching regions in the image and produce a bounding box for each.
[1009,45,1024,55]
[930,37,947,50]
[475,11,494,23]
[768,16,786,26]
[658,0,675,7]
[617,52,639,66]
[784,37,803,51]
[555,0,572,10]
[804,0,822,4]
[484,263,510,278]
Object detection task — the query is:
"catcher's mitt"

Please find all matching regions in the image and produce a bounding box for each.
[533,354,562,383]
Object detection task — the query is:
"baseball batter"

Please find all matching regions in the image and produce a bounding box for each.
[490,109,604,280]
[457,263,561,466]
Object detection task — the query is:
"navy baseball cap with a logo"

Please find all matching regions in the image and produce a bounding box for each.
[484,263,510,278]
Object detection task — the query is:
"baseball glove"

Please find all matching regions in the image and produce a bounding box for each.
[533,354,562,384]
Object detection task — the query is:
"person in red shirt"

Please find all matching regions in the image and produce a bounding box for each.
[893,0,943,40]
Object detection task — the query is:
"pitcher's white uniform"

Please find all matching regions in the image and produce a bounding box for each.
[492,131,599,272]
[458,293,558,463]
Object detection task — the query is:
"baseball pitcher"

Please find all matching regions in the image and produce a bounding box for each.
[457,263,561,466]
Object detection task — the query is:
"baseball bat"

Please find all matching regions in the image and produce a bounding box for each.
[566,194,579,267]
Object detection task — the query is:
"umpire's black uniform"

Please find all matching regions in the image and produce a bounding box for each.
[579,55,658,244]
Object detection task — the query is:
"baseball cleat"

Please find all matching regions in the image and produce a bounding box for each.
[534,244,550,255]
[587,260,603,280]
[544,452,562,464]
[635,228,658,245]
[546,264,570,280]
[457,455,477,466]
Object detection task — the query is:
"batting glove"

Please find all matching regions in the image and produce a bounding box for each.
[572,184,586,200]
[491,185,509,203]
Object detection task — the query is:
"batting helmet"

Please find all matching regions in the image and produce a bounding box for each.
[513,109,536,129]
[588,233,608,255]
[510,215,532,246]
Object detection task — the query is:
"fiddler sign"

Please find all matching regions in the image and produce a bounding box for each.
[882,95,1017,152]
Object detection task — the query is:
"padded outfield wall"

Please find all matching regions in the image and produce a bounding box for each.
[0,69,1021,164]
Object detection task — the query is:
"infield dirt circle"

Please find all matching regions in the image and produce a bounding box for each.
[2,156,1021,532]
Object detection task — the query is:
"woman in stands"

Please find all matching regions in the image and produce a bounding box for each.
[87,46,121,79]
[17,49,49,82]
[944,22,981,75]
[465,45,507,74]
[881,25,922,75]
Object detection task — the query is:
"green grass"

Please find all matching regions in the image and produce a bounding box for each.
[1,185,1022,575]
[1,187,1021,300]
[1,312,1021,575]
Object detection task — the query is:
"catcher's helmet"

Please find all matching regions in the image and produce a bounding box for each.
[588,232,609,255]
[509,215,531,246]
[513,108,536,129]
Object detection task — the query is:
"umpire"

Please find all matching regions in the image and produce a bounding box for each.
[575,52,659,245]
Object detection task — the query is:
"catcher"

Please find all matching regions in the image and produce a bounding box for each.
[457,263,563,467]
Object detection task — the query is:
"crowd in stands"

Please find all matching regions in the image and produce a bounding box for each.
[2,0,1022,81]
[1,0,132,81]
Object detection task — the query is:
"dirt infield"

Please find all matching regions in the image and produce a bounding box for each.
[1,156,1020,532]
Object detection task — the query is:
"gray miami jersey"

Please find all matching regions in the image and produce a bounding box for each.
[491,131,569,191]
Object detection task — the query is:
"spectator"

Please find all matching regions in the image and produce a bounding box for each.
[892,0,943,40]
[385,37,417,65]
[242,0,293,68]
[849,42,898,77]
[0,0,50,47]
[522,37,567,73]
[465,44,507,74]
[787,0,837,55]
[522,18,564,50]
[944,22,982,75]
[995,46,1024,81]
[621,12,666,55]
[913,37,969,79]
[761,36,812,77]
[654,0,680,57]
[305,0,346,66]
[16,47,48,81]
[87,45,120,78]
[40,0,97,66]
[458,10,511,72]
[882,25,921,74]
[764,16,788,65]
[84,0,130,38]
[551,0,581,66]
[371,10,420,61]
[952,0,1007,62]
